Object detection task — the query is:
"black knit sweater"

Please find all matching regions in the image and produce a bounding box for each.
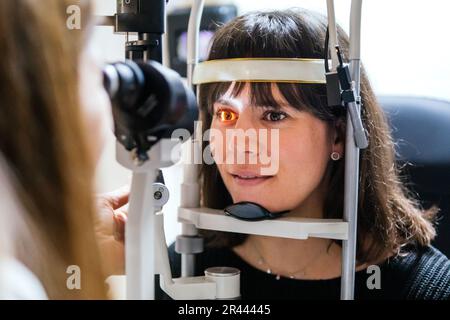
[156,244,450,300]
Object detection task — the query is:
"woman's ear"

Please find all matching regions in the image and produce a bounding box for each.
[332,118,346,155]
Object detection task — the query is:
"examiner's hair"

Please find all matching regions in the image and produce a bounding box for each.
[0,0,106,298]
[198,9,437,264]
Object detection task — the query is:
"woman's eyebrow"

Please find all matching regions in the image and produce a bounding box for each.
[257,103,288,110]
[214,98,240,108]
[214,98,294,111]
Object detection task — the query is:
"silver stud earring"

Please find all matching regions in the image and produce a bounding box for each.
[331,152,341,161]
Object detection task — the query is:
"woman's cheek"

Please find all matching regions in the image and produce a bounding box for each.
[90,90,113,156]
[79,61,114,163]
[278,126,328,185]
[209,121,224,164]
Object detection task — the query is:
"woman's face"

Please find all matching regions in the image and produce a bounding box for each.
[79,49,113,164]
[210,83,343,215]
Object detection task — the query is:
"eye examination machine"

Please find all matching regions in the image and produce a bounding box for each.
[98,0,450,301]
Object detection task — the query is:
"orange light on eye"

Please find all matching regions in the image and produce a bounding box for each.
[218,110,238,122]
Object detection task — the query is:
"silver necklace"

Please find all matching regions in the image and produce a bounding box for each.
[250,240,331,280]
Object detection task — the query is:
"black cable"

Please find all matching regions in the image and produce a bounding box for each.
[324,26,330,73]
[335,45,344,66]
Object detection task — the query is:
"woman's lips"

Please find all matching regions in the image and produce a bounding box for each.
[230,172,273,186]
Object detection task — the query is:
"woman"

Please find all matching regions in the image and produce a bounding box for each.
[0,156,48,300]
[161,9,450,299]
[0,0,120,299]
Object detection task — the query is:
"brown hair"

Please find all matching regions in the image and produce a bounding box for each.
[198,9,437,264]
[0,0,107,298]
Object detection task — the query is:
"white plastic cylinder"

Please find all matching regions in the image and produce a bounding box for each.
[205,267,241,300]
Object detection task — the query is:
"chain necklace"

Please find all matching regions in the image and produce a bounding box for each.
[250,240,332,280]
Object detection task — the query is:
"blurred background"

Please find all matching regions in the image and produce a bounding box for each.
[91,0,450,245]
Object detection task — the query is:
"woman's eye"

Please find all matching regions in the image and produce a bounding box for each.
[263,111,287,122]
[216,109,238,123]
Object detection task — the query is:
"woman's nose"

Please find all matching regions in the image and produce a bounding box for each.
[226,110,260,160]
[234,109,256,131]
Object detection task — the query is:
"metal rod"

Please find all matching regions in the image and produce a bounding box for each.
[340,0,363,300]
[179,0,205,277]
[326,0,340,70]
[181,254,196,276]
[126,170,157,300]
[187,0,205,88]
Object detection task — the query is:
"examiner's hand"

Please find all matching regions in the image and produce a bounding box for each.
[95,186,128,276]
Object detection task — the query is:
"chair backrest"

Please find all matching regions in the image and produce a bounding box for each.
[379,96,450,257]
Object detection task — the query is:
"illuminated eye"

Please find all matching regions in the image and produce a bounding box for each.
[217,110,238,122]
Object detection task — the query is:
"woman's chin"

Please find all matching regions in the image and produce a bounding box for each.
[231,195,271,209]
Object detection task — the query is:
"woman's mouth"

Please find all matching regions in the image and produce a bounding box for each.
[230,172,273,186]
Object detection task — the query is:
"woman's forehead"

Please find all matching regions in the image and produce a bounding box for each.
[215,82,289,110]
